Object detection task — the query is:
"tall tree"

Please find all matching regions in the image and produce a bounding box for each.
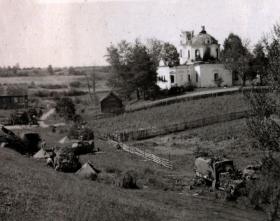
[264,23,280,91]
[251,42,269,85]
[47,65,54,75]
[146,38,164,67]
[221,33,252,86]
[160,42,180,67]
[106,40,157,100]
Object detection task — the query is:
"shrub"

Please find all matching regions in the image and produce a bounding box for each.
[69,81,81,88]
[55,97,76,121]
[168,86,184,96]
[105,166,122,174]
[29,81,36,88]
[247,156,280,221]
[39,84,67,89]
[68,123,94,141]
[65,89,87,96]
[121,170,139,189]
[214,77,224,87]
[183,82,195,92]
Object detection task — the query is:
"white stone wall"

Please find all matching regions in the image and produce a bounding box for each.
[175,66,189,87]
[157,66,172,89]
[198,63,232,87]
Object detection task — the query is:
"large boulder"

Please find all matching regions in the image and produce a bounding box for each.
[54,147,81,172]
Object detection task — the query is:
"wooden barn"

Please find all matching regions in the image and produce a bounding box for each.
[0,84,28,109]
[100,91,124,114]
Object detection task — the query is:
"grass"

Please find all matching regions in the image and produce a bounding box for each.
[90,94,249,134]
[0,120,267,221]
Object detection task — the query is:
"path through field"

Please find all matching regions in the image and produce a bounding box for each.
[40,108,55,121]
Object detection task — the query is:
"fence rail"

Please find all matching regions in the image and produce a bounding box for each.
[125,86,271,113]
[108,140,173,169]
[104,110,251,142]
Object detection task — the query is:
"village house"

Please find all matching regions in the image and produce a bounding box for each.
[157,26,233,89]
[0,84,28,109]
[100,91,124,114]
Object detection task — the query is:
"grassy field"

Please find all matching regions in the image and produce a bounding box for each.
[0,119,267,221]
[90,94,249,134]
[129,119,263,173]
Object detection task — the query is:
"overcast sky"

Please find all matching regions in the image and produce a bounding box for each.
[1,0,280,67]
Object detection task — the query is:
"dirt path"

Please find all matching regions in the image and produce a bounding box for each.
[40,108,55,121]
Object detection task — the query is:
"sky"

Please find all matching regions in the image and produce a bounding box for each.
[1,0,280,67]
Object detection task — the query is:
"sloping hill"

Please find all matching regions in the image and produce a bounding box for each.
[0,139,266,221]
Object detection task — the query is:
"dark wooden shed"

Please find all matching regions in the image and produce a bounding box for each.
[0,84,28,109]
[100,91,124,114]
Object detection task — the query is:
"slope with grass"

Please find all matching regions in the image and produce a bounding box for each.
[90,94,249,135]
[0,134,266,221]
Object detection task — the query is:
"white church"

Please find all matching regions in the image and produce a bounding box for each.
[157,26,233,89]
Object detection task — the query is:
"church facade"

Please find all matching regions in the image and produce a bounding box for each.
[157,26,232,89]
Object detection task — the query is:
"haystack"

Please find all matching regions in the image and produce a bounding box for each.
[76,162,100,180]
[59,136,71,144]
[33,149,50,159]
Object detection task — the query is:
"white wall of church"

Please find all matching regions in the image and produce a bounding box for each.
[157,66,172,89]
[157,63,232,90]
[198,64,232,87]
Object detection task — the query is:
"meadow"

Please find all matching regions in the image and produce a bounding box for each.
[90,94,249,135]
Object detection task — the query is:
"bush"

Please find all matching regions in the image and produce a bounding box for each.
[247,156,280,221]
[68,123,94,141]
[69,81,81,88]
[214,77,224,87]
[34,89,87,98]
[66,89,87,96]
[168,86,184,96]
[121,170,139,189]
[55,97,76,121]
[39,84,67,89]
[183,83,195,92]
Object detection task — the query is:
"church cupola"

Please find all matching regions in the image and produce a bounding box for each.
[199,26,207,34]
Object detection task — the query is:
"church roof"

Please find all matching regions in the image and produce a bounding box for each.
[191,26,218,47]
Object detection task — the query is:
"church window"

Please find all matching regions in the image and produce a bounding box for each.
[195,49,201,60]
[170,75,175,83]
[196,72,199,82]
[214,73,219,81]
[188,74,191,82]
[188,50,190,59]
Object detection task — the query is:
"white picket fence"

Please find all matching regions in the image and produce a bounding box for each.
[108,140,173,169]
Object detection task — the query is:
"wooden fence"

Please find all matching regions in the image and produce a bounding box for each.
[108,140,173,169]
[125,86,271,113]
[106,110,251,142]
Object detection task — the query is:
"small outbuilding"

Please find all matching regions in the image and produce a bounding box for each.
[0,84,28,109]
[100,91,124,114]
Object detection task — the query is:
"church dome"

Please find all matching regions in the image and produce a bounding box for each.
[191,26,218,47]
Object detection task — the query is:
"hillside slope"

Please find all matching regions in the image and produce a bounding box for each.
[0,140,266,221]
